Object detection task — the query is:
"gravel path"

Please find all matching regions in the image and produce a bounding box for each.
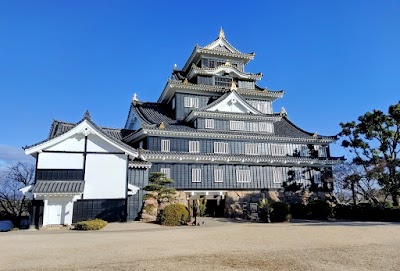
[1,219,400,271]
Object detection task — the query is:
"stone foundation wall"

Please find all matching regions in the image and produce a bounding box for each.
[225,190,334,218]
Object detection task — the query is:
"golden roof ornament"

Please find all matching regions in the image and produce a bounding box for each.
[225,60,231,66]
[159,122,165,130]
[219,27,225,39]
[313,132,318,138]
[230,79,238,91]
[183,78,189,85]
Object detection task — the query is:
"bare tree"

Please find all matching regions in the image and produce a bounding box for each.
[334,162,384,206]
[0,162,35,224]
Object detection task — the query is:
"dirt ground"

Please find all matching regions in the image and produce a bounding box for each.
[1,218,400,271]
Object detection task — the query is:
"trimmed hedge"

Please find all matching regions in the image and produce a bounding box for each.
[160,204,190,226]
[75,219,108,230]
[290,202,307,219]
[306,200,332,220]
[334,204,400,222]
[270,202,291,222]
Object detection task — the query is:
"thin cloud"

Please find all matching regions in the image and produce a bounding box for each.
[0,145,35,165]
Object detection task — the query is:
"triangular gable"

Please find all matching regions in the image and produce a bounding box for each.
[25,119,138,158]
[203,37,241,54]
[205,91,262,114]
[125,104,145,130]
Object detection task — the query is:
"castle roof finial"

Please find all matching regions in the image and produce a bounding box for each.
[83,110,91,120]
[219,26,225,39]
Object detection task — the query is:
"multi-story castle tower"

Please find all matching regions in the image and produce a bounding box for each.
[24,29,342,226]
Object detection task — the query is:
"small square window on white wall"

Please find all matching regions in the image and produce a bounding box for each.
[161,140,170,152]
[160,168,170,179]
[205,119,215,129]
[192,168,201,183]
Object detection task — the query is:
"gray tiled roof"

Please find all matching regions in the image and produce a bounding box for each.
[132,101,335,140]
[32,180,84,193]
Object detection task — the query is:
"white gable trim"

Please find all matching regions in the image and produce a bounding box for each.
[206,91,262,114]
[25,120,138,157]
[188,65,261,80]
[204,38,240,54]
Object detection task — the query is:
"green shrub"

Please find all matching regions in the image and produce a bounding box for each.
[270,202,291,222]
[75,219,108,230]
[160,203,190,226]
[306,200,332,220]
[290,202,306,219]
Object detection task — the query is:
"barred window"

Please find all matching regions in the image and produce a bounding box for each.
[314,172,321,184]
[205,119,215,129]
[248,122,259,132]
[230,120,245,131]
[259,122,273,133]
[189,141,200,153]
[184,97,199,108]
[295,170,303,183]
[160,168,170,179]
[236,169,251,183]
[214,169,224,183]
[300,146,310,157]
[318,146,327,157]
[214,142,229,154]
[161,140,170,152]
[192,168,202,183]
[271,144,285,156]
[245,143,260,155]
[273,169,283,184]
[215,76,231,87]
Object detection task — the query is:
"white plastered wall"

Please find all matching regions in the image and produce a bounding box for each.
[83,153,127,199]
[37,152,84,169]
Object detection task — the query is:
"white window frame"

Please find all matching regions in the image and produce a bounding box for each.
[314,171,321,184]
[189,141,200,153]
[271,144,285,156]
[214,142,229,154]
[230,120,245,131]
[318,146,327,158]
[259,122,273,133]
[273,169,283,184]
[205,118,215,129]
[245,143,260,155]
[214,169,224,183]
[236,169,251,183]
[300,146,310,157]
[161,140,170,152]
[160,168,170,179]
[248,122,259,132]
[295,170,303,183]
[192,168,202,183]
[184,96,199,108]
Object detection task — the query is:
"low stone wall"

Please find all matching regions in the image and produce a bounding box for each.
[225,190,334,218]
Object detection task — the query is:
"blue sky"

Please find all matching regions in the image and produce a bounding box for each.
[0,1,399,164]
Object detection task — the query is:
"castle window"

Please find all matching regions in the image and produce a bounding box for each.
[205,119,215,129]
[259,122,273,133]
[215,76,231,87]
[160,168,170,179]
[245,143,260,155]
[184,97,199,108]
[273,169,283,184]
[189,141,200,153]
[230,120,245,131]
[300,146,310,157]
[314,172,321,184]
[271,144,285,156]
[214,142,229,154]
[214,169,224,183]
[192,168,202,183]
[209,60,215,68]
[161,140,170,152]
[248,122,259,132]
[318,146,327,157]
[295,170,303,183]
[236,169,251,183]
